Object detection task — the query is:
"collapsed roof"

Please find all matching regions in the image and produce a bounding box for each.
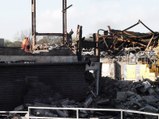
[98,20,159,56]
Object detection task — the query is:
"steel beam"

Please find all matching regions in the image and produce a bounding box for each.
[36,32,63,36]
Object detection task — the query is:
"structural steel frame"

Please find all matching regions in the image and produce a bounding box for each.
[31,0,68,48]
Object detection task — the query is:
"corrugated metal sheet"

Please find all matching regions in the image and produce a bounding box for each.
[0,63,88,110]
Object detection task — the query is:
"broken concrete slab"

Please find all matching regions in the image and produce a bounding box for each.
[139,105,158,113]
[116,92,127,101]
[142,95,159,103]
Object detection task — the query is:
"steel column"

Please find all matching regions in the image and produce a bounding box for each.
[31,0,36,49]
[63,0,67,44]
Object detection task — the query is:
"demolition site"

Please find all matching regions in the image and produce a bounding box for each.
[1,0,159,119]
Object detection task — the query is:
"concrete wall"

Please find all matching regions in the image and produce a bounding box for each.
[0,55,78,63]
[0,63,88,110]
[101,58,156,81]
[101,63,114,78]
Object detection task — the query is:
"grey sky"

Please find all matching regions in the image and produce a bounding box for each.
[0,0,159,40]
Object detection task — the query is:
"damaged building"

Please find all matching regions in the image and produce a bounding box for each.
[1,0,159,119]
[1,21,158,119]
[78,20,159,81]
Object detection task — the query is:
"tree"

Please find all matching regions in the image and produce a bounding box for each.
[14,29,32,41]
[4,40,13,47]
[37,36,63,45]
[4,40,22,47]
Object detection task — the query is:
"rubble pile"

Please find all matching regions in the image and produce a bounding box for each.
[32,44,75,55]
[94,77,159,118]
[11,75,159,118]
[98,77,159,112]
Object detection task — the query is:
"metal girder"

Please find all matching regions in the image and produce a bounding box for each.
[36,33,63,36]
[123,20,154,33]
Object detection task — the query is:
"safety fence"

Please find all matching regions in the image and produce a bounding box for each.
[0,111,27,118]
[28,107,159,119]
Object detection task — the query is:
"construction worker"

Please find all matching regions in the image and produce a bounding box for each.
[21,37,30,52]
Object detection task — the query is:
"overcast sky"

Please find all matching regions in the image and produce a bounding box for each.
[0,0,159,40]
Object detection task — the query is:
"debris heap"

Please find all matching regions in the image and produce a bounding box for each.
[98,20,159,57]
[11,74,159,119]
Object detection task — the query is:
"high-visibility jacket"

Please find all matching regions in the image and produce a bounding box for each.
[21,37,30,51]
